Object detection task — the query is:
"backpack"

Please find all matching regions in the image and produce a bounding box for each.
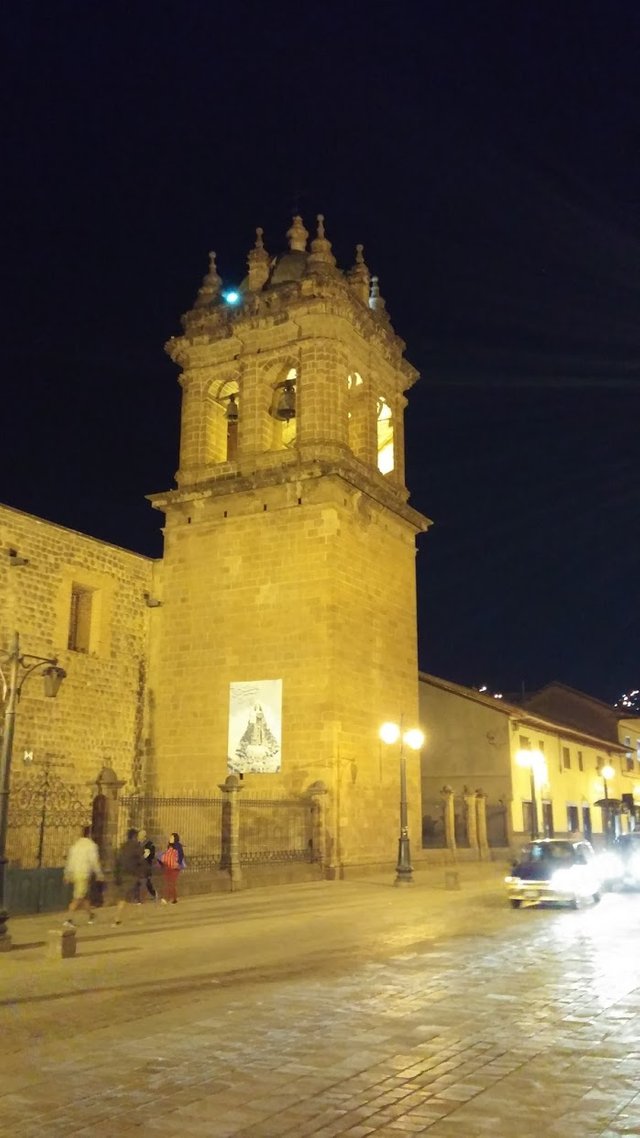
[162,846,179,869]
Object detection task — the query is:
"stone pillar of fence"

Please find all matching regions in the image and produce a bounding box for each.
[464,787,479,854]
[475,789,490,861]
[88,766,125,872]
[441,786,456,856]
[304,780,328,867]
[219,774,245,891]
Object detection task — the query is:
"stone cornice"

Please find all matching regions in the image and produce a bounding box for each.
[148,458,431,533]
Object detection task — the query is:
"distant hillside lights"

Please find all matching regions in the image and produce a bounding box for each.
[478,685,504,700]
[616,690,640,713]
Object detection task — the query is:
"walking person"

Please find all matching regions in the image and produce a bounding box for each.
[63,825,104,926]
[138,829,158,901]
[112,827,146,926]
[158,832,186,904]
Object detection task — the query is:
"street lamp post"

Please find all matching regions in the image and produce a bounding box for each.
[379,719,425,886]
[516,749,545,840]
[0,632,66,948]
[600,764,615,845]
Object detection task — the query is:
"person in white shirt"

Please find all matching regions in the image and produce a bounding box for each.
[63,825,104,926]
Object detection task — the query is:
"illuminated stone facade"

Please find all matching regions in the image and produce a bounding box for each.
[419,673,639,851]
[150,216,429,873]
[0,215,429,876]
[0,504,155,865]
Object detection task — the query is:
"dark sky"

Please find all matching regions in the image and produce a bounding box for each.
[2,1,639,703]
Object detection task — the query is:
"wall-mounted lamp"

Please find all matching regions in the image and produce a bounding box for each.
[144,593,162,608]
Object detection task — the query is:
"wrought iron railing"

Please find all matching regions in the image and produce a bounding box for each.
[7,765,90,868]
[117,793,316,868]
[239,797,315,863]
[117,794,225,870]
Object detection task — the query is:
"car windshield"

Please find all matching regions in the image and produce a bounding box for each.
[520,842,576,865]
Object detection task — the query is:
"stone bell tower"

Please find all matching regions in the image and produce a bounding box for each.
[149,214,430,875]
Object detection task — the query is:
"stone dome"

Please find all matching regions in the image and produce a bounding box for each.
[268,249,308,286]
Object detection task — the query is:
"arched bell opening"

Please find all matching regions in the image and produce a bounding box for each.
[207,377,240,462]
[376,396,394,475]
[269,367,298,451]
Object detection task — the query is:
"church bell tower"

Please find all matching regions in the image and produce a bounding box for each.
[150,214,430,875]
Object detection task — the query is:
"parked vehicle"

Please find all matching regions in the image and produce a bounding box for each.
[599,832,640,890]
[505,838,601,909]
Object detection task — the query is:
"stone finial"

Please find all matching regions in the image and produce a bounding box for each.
[307,213,337,271]
[193,250,222,309]
[368,274,386,313]
[247,226,270,292]
[347,242,370,303]
[286,214,309,252]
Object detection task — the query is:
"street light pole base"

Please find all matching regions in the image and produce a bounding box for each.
[394,869,414,886]
[0,909,12,951]
[395,836,413,885]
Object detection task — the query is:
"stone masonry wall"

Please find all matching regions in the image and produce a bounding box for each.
[0,504,154,861]
[148,475,422,871]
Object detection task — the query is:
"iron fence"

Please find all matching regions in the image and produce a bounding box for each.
[239,797,315,863]
[117,795,224,871]
[7,767,90,869]
[116,793,316,869]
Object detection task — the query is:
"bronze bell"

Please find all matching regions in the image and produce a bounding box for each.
[225,393,239,422]
[274,380,296,421]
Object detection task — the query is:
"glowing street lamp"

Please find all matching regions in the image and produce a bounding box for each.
[516,748,545,840]
[379,720,425,886]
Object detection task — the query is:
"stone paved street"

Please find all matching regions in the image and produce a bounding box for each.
[3,864,640,1136]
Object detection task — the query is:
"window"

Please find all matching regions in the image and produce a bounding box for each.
[562,746,571,771]
[626,751,635,773]
[376,398,394,474]
[542,801,554,837]
[577,750,584,771]
[68,584,93,652]
[582,806,592,838]
[519,735,530,751]
[567,805,579,833]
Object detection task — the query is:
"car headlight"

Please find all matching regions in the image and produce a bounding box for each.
[551,868,576,891]
[597,852,622,878]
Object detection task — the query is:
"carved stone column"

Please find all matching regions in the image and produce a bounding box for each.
[219,773,245,891]
[441,786,456,854]
[475,789,489,861]
[464,787,479,854]
[89,766,125,872]
[305,780,328,867]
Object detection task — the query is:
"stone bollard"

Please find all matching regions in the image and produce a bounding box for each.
[444,869,460,890]
[47,926,77,960]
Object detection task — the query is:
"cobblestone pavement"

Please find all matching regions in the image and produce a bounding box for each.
[2,865,640,1136]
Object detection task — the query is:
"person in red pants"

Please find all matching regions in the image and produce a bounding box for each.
[158,832,185,903]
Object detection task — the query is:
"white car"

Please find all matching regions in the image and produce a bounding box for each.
[505,838,602,909]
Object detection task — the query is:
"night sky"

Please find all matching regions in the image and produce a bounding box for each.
[3,2,639,703]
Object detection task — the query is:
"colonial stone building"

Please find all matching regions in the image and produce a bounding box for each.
[1,214,429,881]
[419,673,640,855]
